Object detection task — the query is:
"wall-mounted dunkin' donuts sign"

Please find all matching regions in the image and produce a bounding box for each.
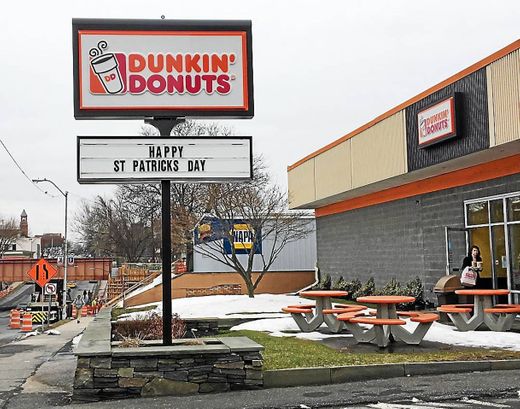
[72,19,254,119]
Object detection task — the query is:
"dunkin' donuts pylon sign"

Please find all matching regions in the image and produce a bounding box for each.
[72,19,254,119]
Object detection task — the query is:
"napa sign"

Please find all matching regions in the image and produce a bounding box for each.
[194,218,261,254]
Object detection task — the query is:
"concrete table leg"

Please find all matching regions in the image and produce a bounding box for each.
[344,322,376,343]
[391,323,433,345]
[290,312,324,332]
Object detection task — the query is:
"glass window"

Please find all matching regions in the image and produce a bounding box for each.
[507,196,520,222]
[490,199,504,223]
[467,201,489,226]
[508,224,520,291]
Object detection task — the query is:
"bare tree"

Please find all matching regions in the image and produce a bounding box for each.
[74,191,154,262]
[119,120,234,266]
[194,158,313,297]
[0,216,19,258]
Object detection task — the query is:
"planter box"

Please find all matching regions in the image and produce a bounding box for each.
[74,308,264,401]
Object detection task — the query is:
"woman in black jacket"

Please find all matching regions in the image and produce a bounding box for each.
[461,245,482,287]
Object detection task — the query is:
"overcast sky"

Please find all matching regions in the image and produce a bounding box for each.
[1,0,520,239]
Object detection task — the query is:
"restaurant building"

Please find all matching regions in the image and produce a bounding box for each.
[288,40,520,304]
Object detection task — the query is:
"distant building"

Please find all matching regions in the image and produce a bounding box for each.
[36,233,65,258]
[2,210,41,259]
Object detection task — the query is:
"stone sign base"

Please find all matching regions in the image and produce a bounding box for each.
[74,309,264,401]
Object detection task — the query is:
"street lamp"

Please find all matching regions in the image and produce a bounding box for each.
[32,178,69,317]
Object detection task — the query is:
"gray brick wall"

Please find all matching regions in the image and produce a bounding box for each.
[317,173,520,302]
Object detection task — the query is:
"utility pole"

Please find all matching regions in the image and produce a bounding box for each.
[32,178,69,318]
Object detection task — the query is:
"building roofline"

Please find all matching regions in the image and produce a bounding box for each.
[287,38,520,172]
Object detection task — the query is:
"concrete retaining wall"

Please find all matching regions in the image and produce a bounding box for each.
[74,308,264,401]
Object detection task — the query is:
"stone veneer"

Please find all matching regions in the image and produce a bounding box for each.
[74,309,264,401]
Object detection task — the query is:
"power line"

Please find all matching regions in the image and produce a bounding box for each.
[0,137,57,198]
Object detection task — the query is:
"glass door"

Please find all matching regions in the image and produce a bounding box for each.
[468,227,492,287]
[491,225,507,289]
[445,227,469,275]
[507,196,520,303]
[466,193,520,299]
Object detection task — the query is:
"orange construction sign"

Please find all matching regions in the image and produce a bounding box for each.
[27,259,58,288]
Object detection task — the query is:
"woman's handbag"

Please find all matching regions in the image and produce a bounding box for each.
[460,266,477,286]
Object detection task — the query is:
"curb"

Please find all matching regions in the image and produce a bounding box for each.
[263,359,520,388]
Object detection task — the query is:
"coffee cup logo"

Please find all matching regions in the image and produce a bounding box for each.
[89,41,124,94]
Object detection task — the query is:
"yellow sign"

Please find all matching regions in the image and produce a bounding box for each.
[231,224,254,250]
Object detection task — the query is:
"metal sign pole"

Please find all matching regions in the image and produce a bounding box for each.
[47,294,51,330]
[145,118,184,346]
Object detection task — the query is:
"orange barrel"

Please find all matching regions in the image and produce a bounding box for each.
[81,306,88,317]
[9,309,21,329]
[87,305,93,316]
[20,313,33,332]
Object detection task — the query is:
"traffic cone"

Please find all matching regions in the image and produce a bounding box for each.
[81,306,88,317]
[20,313,33,332]
[9,309,21,329]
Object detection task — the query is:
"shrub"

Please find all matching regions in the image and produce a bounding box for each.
[114,312,186,341]
[377,277,404,296]
[404,276,425,308]
[316,273,332,290]
[353,277,375,299]
[344,278,362,300]
[331,275,346,291]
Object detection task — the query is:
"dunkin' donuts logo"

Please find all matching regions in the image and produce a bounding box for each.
[89,40,236,96]
[417,97,456,147]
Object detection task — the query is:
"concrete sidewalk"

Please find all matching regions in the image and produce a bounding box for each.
[0,317,93,408]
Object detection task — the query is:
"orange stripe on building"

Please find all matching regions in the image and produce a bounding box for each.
[316,154,520,218]
[288,39,520,172]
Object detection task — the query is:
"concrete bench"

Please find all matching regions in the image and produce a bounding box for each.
[347,317,405,347]
[437,305,473,313]
[349,317,406,325]
[322,305,367,315]
[287,304,316,309]
[368,310,421,318]
[410,313,440,323]
[484,306,520,313]
[281,307,313,314]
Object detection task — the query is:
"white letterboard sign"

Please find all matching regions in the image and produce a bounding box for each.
[77,136,252,184]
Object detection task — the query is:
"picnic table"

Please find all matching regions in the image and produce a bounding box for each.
[282,290,349,332]
[339,295,438,347]
[438,289,519,331]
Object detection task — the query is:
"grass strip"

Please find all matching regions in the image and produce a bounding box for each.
[220,330,520,370]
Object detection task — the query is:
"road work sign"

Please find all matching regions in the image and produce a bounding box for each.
[27,259,58,288]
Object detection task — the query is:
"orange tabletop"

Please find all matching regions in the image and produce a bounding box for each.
[455,289,510,296]
[356,295,416,304]
[300,290,349,298]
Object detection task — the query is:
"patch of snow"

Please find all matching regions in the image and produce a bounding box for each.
[44,329,61,335]
[22,331,39,338]
[126,294,520,351]
[123,294,306,321]
[72,334,83,346]
[125,274,166,299]
[423,322,520,351]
